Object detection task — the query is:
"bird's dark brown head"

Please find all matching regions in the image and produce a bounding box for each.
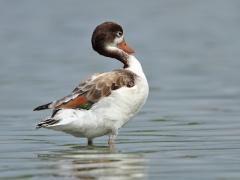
[91,22,134,68]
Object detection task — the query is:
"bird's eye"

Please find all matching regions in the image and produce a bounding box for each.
[116,31,123,37]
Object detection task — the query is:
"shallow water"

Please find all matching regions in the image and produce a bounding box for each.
[1,1,240,180]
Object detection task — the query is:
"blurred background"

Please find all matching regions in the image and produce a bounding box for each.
[0,0,240,180]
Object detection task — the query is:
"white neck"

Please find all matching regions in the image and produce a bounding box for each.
[125,55,146,78]
[105,46,146,78]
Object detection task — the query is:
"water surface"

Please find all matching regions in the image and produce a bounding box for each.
[1,1,240,179]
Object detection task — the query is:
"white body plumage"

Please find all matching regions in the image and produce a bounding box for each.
[45,55,149,139]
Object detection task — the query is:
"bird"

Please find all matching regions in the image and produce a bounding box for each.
[34,22,149,146]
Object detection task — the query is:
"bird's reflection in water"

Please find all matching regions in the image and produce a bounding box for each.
[38,144,146,179]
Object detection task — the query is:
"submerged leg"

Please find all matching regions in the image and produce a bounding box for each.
[88,139,93,146]
[108,134,117,145]
[108,129,118,145]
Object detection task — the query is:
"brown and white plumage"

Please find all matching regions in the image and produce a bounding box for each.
[34,69,136,111]
[34,22,149,145]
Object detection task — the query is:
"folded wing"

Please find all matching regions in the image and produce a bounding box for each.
[33,69,136,111]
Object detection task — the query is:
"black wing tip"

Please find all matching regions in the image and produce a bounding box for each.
[33,103,52,111]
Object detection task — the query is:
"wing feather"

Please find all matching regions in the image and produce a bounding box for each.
[50,69,136,110]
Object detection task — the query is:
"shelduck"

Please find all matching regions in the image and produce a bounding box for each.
[34,22,149,145]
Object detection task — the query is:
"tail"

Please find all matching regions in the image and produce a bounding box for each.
[36,109,61,129]
[33,102,52,111]
[36,118,60,129]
